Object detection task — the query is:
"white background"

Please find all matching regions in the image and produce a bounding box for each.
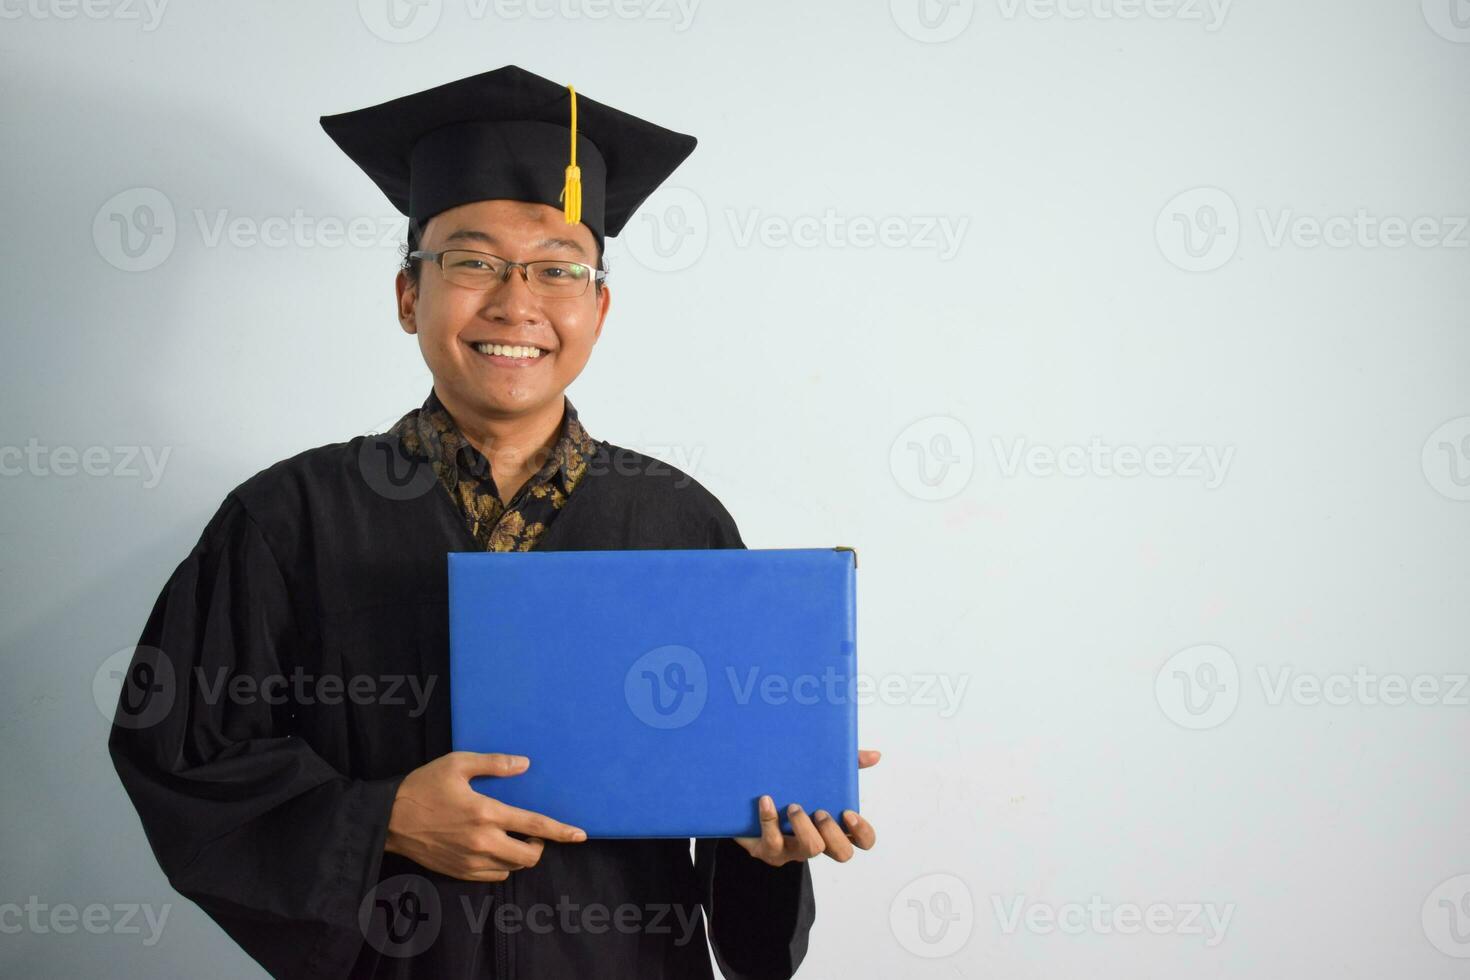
[1,0,1468,976]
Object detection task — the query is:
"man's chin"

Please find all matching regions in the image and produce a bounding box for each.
[441,378,564,421]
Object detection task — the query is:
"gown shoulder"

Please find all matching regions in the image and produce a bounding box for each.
[591,440,747,550]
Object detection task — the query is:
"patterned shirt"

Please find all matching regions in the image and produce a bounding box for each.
[387,388,599,552]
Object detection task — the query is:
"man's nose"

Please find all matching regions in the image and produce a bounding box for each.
[481,265,541,318]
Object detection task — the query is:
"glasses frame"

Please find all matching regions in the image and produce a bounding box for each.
[408,248,607,297]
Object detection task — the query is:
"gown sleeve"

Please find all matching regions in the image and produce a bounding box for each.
[107,493,406,980]
[692,494,818,980]
[696,838,816,980]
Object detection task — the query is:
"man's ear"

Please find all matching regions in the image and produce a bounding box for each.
[592,284,610,344]
[395,269,418,335]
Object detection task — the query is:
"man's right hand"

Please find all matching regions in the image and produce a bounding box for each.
[384,751,587,882]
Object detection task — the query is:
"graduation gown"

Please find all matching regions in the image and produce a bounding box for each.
[107,430,816,979]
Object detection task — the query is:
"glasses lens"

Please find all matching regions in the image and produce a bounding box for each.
[526,261,591,297]
[439,250,507,288]
[433,251,593,296]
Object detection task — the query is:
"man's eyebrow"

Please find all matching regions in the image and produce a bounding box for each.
[441,228,497,247]
[532,236,589,258]
[440,228,589,258]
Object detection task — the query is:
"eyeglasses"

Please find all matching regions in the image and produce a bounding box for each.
[409,248,606,298]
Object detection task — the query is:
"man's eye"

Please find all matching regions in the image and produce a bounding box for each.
[455,259,491,270]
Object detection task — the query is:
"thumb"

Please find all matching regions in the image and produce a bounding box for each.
[456,751,530,778]
[755,794,785,851]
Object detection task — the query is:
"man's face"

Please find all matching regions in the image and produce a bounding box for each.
[396,199,610,422]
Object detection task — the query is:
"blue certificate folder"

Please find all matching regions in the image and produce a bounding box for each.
[447,547,859,839]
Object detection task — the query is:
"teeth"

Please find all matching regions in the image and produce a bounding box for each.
[472,343,543,359]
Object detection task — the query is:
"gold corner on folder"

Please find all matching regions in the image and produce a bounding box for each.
[834,546,858,568]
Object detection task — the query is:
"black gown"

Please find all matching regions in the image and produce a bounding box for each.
[107,429,816,979]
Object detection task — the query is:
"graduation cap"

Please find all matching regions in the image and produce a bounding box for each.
[319,64,696,256]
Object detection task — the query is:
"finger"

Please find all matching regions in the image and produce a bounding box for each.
[841,809,877,850]
[492,801,588,843]
[458,866,511,883]
[455,849,521,874]
[786,804,825,859]
[730,835,766,863]
[858,749,882,769]
[457,752,531,778]
[812,810,855,862]
[756,795,784,855]
[479,830,546,869]
[467,855,520,872]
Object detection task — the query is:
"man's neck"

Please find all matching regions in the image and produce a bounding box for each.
[434,387,565,502]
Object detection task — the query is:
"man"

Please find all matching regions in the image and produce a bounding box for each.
[108,65,878,979]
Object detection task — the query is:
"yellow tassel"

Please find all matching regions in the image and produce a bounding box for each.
[560,84,582,224]
[562,164,581,224]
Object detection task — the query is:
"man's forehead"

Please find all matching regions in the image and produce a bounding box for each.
[425,206,595,258]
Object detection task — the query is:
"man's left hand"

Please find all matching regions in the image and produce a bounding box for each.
[733,749,880,866]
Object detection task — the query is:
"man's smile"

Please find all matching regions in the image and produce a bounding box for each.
[464,338,553,366]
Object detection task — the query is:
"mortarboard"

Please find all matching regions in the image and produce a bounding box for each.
[319,64,697,255]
